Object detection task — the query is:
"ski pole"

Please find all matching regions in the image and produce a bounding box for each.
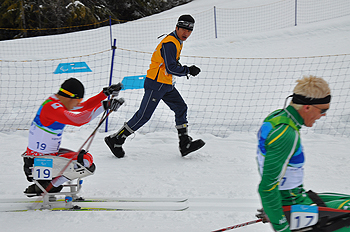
[76,94,123,154]
[77,109,110,153]
[212,219,263,232]
[52,102,117,182]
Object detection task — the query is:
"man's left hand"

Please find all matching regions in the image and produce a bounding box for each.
[189,65,201,76]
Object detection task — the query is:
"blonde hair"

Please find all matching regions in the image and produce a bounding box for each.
[290,75,331,109]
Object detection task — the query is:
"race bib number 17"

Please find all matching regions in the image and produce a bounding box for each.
[33,158,53,180]
[290,205,318,230]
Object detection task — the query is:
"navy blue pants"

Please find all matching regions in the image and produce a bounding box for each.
[127,79,188,131]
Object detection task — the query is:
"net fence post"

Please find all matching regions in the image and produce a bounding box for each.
[109,16,113,47]
[295,0,298,26]
[214,6,218,39]
[105,38,117,132]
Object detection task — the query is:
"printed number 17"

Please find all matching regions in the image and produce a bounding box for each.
[281,177,287,186]
[294,215,314,228]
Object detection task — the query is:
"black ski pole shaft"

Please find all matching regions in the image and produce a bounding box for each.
[77,94,118,153]
[77,110,109,153]
[212,219,263,232]
[55,110,112,178]
[54,109,112,180]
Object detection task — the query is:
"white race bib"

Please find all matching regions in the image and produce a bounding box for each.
[290,205,318,230]
[279,166,304,190]
[33,158,53,180]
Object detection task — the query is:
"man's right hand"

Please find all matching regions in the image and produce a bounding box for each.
[256,208,269,223]
[102,98,125,111]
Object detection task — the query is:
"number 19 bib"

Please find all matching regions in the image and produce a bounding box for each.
[33,158,53,180]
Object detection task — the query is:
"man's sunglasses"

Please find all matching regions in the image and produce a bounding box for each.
[312,105,329,114]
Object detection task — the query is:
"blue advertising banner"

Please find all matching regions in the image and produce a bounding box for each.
[54,62,92,74]
[121,75,146,90]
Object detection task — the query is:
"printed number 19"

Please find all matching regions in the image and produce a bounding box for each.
[36,142,46,150]
[36,168,51,179]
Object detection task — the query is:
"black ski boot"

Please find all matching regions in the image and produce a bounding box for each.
[104,124,133,158]
[177,124,205,157]
[24,180,63,197]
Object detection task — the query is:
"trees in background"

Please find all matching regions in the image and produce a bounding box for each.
[0,0,191,40]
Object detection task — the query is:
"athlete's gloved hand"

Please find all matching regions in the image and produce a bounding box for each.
[102,98,125,111]
[77,149,87,166]
[103,83,123,97]
[256,208,269,223]
[188,65,201,76]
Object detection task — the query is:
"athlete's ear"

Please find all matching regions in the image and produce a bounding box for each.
[303,105,311,112]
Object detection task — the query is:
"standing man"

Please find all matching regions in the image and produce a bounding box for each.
[23,77,123,196]
[105,14,205,158]
[256,75,350,231]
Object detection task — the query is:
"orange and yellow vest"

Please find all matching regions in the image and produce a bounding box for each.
[146,34,183,85]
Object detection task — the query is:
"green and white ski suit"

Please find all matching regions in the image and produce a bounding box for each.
[257,105,350,232]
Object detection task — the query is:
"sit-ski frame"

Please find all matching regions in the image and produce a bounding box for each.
[23,154,94,209]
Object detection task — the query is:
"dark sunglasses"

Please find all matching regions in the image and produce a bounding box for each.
[312,105,329,114]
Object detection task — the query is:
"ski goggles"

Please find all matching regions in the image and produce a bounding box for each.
[176,21,194,31]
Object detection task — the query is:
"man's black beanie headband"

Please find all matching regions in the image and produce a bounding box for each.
[291,93,331,105]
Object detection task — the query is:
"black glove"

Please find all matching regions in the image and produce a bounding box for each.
[103,83,123,97]
[77,149,87,166]
[256,208,269,223]
[102,98,125,111]
[188,65,201,76]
